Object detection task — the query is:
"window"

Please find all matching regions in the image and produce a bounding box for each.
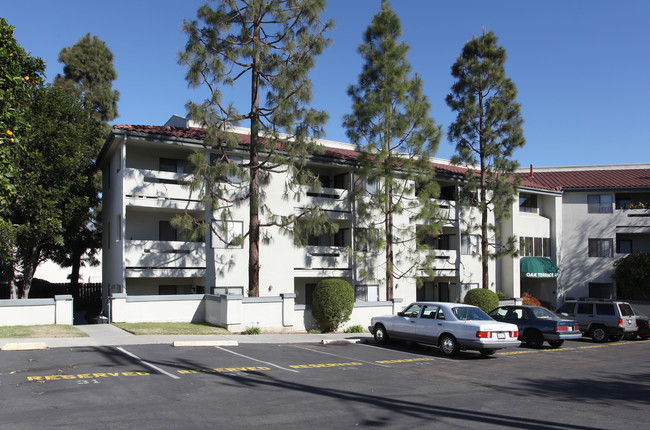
[519,193,538,213]
[576,303,593,314]
[401,304,421,318]
[210,153,243,184]
[159,158,185,173]
[595,303,615,315]
[355,228,378,252]
[461,235,479,255]
[355,285,378,302]
[308,229,348,247]
[212,220,244,249]
[159,285,194,295]
[159,221,177,242]
[419,231,454,250]
[354,174,378,195]
[589,283,615,299]
[616,239,632,254]
[588,238,613,257]
[421,305,439,319]
[533,237,543,257]
[212,286,244,296]
[520,236,550,257]
[587,194,613,213]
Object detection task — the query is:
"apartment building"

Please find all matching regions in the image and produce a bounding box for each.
[96,116,648,329]
[515,165,650,302]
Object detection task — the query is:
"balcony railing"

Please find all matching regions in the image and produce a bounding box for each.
[125,240,206,269]
[302,186,351,215]
[123,168,204,208]
[613,208,650,231]
[296,246,351,270]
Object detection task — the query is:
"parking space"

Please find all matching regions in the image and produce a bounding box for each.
[3,337,647,387]
[2,338,649,428]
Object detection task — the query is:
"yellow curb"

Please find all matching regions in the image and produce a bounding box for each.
[2,342,48,351]
[173,340,238,347]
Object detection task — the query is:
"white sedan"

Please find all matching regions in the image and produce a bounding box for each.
[369,302,521,357]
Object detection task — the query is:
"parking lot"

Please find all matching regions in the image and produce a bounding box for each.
[1,338,649,429]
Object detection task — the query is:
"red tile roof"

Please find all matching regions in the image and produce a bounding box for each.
[112,125,650,191]
[517,169,650,191]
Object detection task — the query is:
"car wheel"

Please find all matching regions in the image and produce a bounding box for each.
[373,324,389,345]
[590,326,608,343]
[548,340,564,348]
[609,334,623,342]
[439,334,459,357]
[524,330,544,349]
[479,349,496,357]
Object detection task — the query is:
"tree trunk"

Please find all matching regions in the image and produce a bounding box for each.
[248,17,261,297]
[385,180,394,301]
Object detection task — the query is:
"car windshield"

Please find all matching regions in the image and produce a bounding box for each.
[452,307,493,321]
[531,307,556,319]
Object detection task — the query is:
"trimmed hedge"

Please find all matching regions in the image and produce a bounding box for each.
[312,279,354,332]
[463,288,499,313]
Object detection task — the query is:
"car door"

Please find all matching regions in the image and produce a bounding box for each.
[575,302,594,331]
[414,304,441,344]
[392,303,421,341]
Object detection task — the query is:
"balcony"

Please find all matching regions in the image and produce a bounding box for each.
[123,168,204,210]
[435,199,458,224]
[125,240,206,270]
[294,246,352,276]
[301,186,351,218]
[614,208,650,233]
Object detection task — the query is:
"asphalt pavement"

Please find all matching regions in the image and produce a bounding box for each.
[0,322,372,350]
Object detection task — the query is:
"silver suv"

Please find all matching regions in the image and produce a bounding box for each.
[556,299,637,343]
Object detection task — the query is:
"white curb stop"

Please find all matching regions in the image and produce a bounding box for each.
[321,339,366,345]
[173,340,239,347]
[2,342,48,351]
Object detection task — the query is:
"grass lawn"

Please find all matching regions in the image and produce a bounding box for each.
[113,322,230,336]
[0,325,89,338]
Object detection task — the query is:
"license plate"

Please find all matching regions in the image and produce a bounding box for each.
[497,332,505,339]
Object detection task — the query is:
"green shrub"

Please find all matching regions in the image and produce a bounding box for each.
[496,291,507,300]
[346,325,364,334]
[463,288,499,313]
[244,327,261,335]
[312,278,354,332]
[308,329,322,334]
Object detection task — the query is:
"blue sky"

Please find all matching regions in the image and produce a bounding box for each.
[3,0,649,167]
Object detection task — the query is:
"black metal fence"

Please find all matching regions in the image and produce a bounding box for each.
[23,279,102,309]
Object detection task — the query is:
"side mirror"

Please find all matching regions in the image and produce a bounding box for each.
[397,311,405,317]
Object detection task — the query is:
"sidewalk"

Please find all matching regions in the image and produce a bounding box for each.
[0,323,372,350]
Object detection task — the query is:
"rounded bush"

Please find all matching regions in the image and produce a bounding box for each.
[522,292,541,306]
[312,279,354,332]
[463,288,499,313]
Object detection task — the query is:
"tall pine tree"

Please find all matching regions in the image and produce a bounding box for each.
[343,0,441,301]
[446,30,525,290]
[177,0,334,297]
[53,34,120,291]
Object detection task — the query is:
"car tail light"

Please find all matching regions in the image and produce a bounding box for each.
[476,331,492,338]
[511,331,518,338]
[555,325,568,332]
[618,318,623,327]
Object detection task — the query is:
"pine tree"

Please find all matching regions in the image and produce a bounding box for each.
[343,0,441,301]
[178,0,334,297]
[446,30,525,289]
[53,34,119,292]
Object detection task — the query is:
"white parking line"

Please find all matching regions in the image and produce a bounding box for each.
[292,345,392,368]
[361,343,457,362]
[215,346,300,373]
[116,347,180,380]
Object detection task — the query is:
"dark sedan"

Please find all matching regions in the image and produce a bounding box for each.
[489,305,582,348]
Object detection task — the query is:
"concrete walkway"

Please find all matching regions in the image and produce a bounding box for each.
[1,323,372,350]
